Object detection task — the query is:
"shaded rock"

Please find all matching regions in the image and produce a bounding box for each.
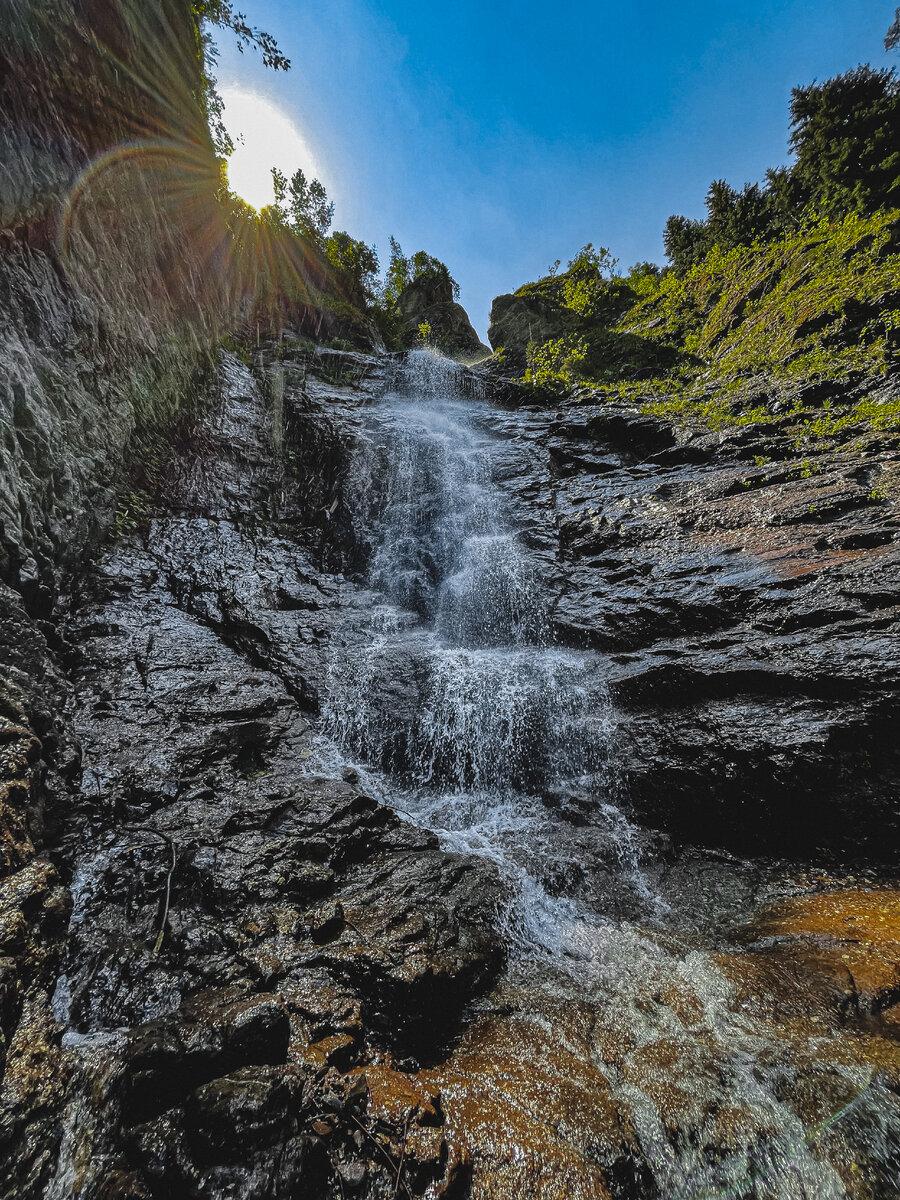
[487,291,574,364]
[464,383,900,858]
[396,275,489,361]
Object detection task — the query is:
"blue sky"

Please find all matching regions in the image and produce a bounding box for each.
[214,1,897,337]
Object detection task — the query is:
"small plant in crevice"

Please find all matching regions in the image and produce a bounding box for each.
[112,490,150,537]
[220,331,252,366]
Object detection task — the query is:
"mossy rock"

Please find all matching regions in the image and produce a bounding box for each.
[487,292,575,364]
[396,275,489,360]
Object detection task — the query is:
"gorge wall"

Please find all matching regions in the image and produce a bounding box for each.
[0,4,231,1186]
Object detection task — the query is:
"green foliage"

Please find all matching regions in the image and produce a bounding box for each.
[507,245,683,388]
[191,3,290,71]
[516,244,624,312]
[663,65,900,274]
[627,261,665,296]
[512,208,900,438]
[627,209,900,389]
[790,66,900,218]
[220,331,252,366]
[522,335,588,391]
[417,321,433,344]
[271,167,334,241]
[191,3,289,157]
[382,236,410,308]
[325,232,379,302]
[112,490,150,537]
[380,237,460,306]
[371,237,461,350]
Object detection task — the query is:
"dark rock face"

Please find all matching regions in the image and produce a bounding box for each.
[395,274,490,360]
[475,387,900,858]
[0,351,506,1198]
[487,291,574,363]
[1,321,899,1196]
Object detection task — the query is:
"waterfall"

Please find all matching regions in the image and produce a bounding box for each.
[315,351,900,1197]
[320,349,656,958]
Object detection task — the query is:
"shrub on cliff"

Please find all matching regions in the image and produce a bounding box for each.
[626,209,900,391]
[491,246,683,386]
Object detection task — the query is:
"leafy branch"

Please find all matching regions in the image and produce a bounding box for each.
[191,2,290,71]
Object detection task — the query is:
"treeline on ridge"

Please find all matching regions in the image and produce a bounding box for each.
[489,10,900,427]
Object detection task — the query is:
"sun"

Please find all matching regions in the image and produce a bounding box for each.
[220,87,325,212]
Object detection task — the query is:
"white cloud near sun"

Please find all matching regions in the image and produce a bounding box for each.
[219,87,326,212]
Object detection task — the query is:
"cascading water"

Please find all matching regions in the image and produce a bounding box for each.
[320,349,653,958]
[317,350,900,1199]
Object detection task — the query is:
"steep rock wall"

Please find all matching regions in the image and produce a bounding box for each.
[0,4,231,1183]
[0,0,228,594]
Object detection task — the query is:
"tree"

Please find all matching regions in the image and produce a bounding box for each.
[379,238,459,304]
[886,7,900,50]
[191,3,289,157]
[663,214,710,274]
[271,167,334,241]
[371,238,461,349]
[662,62,900,274]
[789,66,900,217]
[325,232,380,301]
[409,250,460,298]
[191,2,290,70]
[566,243,619,279]
[382,236,410,306]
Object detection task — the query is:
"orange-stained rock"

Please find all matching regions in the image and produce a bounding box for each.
[411,999,639,1200]
[740,889,900,1013]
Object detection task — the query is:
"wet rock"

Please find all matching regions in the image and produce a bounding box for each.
[738,888,900,1015]
[414,992,645,1200]
[468,384,900,858]
[0,352,506,1197]
[309,901,345,943]
[487,292,574,366]
[124,991,291,1122]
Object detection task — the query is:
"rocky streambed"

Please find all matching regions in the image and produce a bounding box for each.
[2,343,900,1198]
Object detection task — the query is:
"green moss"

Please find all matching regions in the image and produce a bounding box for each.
[624,210,900,388]
[220,332,252,366]
[517,211,899,440]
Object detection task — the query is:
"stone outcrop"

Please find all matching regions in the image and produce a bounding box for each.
[2,321,900,1195]
[0,350,508,1197]
[487,290,575,362]
[395,272,490,361]
[474,380,900,860]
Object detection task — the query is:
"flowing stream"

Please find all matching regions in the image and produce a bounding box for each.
[314,351,900,1198]
[319,350,657,964]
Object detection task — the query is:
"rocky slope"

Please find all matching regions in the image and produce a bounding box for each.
[0,350,508,1197]
[493,384,900,860]
[2,317,900,1195]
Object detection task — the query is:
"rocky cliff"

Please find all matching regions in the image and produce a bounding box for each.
[394,271,489,361]
[1,336,896,1197]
